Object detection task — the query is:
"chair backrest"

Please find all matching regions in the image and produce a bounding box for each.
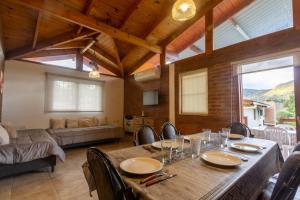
[271,151,300,200]
[161,122,178,139]
[229,122,248,137]
[87,147,128,200]
[134,125,157,146]
[264,127,289,147]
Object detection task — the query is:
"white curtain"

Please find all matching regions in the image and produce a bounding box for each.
[45,74,103,112]
[180,69,208,114]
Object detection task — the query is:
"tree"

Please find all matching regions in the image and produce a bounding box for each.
[284,96,295,116]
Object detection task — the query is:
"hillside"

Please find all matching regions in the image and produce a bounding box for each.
[244,81,294,102]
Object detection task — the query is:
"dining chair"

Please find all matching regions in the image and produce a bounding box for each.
[229,122,251,137]
[87,147,136,200]
[259,151,300,200]
[293,141,300,152]
[264,127,289,148]
[134,125,157,146]
[161,122,178,139]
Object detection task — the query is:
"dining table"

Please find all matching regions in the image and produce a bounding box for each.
[107,135,284,200]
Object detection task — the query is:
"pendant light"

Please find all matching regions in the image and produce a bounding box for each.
[172,0,196,21]
[88,50,100,79]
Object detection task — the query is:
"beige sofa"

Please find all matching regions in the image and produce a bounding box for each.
[47,118,124,148]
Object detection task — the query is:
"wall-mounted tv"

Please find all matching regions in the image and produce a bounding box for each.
[143,90,159,106]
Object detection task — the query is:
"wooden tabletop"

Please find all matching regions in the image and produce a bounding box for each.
[108,137,283,200]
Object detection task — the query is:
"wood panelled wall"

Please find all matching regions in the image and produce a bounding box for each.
[124,66,169,132]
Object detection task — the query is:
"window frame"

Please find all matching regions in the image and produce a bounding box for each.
[45,73,104,113]
[179,68,208,116]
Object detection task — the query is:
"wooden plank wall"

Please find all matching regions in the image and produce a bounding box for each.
[0,18,4,121]
[174,28,300,134]
[124,66,169,133]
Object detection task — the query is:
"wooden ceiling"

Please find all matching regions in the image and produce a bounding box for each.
[0,0,250,77]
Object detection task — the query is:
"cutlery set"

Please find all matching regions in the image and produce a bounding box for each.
[140,171,177,187]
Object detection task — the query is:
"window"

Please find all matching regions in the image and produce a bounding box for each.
[45,74,103,112]
[24,54,77,69]
[179,68,208,115]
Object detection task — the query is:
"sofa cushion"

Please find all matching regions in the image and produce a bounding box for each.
[66,119,78,128]
[50,119,66,129]
[78,118,94,128]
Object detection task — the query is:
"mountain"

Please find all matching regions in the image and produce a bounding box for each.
[243,81,294,102]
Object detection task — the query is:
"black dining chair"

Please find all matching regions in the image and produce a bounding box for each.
[161,122,178,139]
[229,122,254,137]
[134,125,157,146]
[258,151,300,200]
[87,147,136,200]
[293,141,300,152]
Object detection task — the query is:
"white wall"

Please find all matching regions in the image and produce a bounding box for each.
[2,60,124,129]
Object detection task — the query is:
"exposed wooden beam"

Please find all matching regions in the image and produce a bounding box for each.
[6,30,98,59]
[126,0,224,74]
[11,0,162,54]
[111,37,124,75]
[21,49,78,58]
[89,45,119,68]
[230,18,250,40]
[76,50,83,71]
[176,28,300,68]
[32,11,42,49]
[80,39,97,54]
[293,0,300,30]
[77,0,95,34]
[190,45,203,54]
[83,52,122,77]
[49,41,88,50]
[160,46,166,68]
[205,9,213,55]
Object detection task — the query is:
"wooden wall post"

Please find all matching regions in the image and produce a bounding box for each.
[76,50,83,71]
[160,46,166,68]
[205,9,214,55]
[293,0,300,30]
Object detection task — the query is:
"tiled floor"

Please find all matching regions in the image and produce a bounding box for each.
[0,135,133,200]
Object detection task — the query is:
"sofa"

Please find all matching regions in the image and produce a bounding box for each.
[47,118,124,148]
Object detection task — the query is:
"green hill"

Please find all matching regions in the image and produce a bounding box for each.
[244,81,294,102]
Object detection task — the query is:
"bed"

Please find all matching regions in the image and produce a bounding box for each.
[0,129,65,178]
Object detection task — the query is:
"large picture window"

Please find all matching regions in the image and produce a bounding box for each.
[179,68,208,115]
[45,74,103,112]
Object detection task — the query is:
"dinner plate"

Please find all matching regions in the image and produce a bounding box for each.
[230,143,261,152]
[120,157,163,175]
[152,140,179,149]
[222,133,244,140]
[201,151,242,167]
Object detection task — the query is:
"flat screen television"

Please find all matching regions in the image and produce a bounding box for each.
[143,90,159,106]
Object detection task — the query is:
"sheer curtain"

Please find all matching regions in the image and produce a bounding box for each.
[45,74,103,112]
[180,68,208,114]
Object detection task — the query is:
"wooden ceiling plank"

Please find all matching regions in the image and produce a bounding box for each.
[49,41,88,49]
[205,9,213,55]
[77,0,95,34]
[90,45,119,67]
[6,30,99,59]
[22,49,78,58]
[119,0,143,28]
[80,39,97,54]
[111,37,124,75]
[83,52,122,77]
[10,0,162,53]
[126,0,224,74]
[293,0,300,30]
[32,11,42,49]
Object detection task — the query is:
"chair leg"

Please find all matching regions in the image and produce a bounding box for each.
[51,165,55,172]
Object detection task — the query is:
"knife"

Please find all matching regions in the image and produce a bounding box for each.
[145,174,177,187]
[140,173,164,184]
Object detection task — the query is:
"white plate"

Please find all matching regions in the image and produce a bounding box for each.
[201,151,242,167]
[120,157,163,175]
[152,140,179,149]
[231,143,261,152]
[222,133,244,140]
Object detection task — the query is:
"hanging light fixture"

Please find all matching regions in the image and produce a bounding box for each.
[172,0,196,21]
[88,50,100,79]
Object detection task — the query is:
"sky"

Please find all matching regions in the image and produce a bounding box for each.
[242,67,294,90]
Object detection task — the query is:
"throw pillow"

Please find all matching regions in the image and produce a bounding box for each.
[0,125,9,145]
[2,123,17,138]
[50,119,66,129]
[78,118,93,128]
[66,119,79,128]
[92,117,99,126]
